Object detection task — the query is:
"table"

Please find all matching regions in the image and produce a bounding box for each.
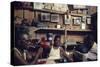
[37,58,67,64]
[37,59,57,64]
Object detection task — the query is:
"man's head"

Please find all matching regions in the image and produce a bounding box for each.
[54,35,61,47]
[19,34,29,49]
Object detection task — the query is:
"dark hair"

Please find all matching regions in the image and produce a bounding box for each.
[54,35,61,42]
[84,34,94,51]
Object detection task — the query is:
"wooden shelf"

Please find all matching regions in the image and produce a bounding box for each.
[37,27,65,31]
[33,9,65,14]
[16,26,92,33]
[70,13,89,16]
[14,7,65,14]
[67,29,92,32]
[35,28,65,34]
[34,27,92,34]
[35,27,92,31]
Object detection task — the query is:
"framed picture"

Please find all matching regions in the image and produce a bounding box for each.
[73,17,81,25]
[34,2,44,10]
[83,10,87,15]
[43,3,53,10]
[52,4,60,11]
[86,17,91,24]
[82,16,86,22]
[73,5,86,9]
[51,14,59,22]
[40,13,50,21]
[64,15,70,24]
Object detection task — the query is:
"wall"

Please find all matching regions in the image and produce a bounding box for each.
[14,9,92,43]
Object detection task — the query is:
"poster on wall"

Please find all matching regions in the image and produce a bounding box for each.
[34,2,44,10]
[73,17,81,25]
[64,15,71,24]
[51,14,60,22]
[41,13,50,21]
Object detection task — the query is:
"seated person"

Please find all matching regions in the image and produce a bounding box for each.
[45,35,73,63]
[75,35,94,53]
[40,37,50,48]
[74,35,97,61]
[39,37,51,58]
[13,34,43,65]
[83,41,97,61]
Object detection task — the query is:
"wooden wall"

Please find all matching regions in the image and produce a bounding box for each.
[14,9,90,43]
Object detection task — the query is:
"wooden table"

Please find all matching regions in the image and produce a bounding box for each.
[37,59,57,64]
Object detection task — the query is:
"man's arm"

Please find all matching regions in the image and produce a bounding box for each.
[60,47,73,62]
[31,47,43,64]
[14,48,28,65]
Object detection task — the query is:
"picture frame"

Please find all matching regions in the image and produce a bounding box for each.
[73,5,86,9]
[82,16,86,22]
[34,2,44,10]
[52,4,60,11]
[83,10,87,15]
[51,14,59,22]
[40,13,50,21]
[43,3,53,10]
[73,17,81,25]
[64,15,70,24]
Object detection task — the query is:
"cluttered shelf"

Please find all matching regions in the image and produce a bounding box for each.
[33,9,65,14]
[34,27,92,32]
[70,13,90,16]
[67,29,92,32]
[34,27,92,35]
[14,7,65,14]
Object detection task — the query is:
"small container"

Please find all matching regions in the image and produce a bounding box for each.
[56,24,61,28]
[81,22,86,30]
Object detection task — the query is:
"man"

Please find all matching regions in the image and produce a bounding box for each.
[46,35,73,63]
[74,35,97,61]
[13,34,43,65]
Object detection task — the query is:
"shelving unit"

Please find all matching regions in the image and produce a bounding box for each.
[70,13,89,16]
[32,26,91,33]
[13,1,97,43]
